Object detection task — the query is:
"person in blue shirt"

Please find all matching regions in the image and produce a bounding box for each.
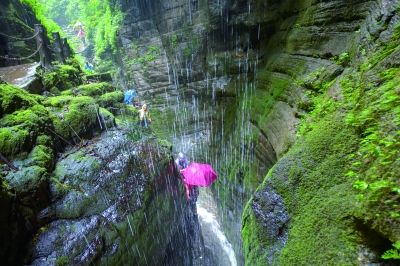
[124,89,137,105]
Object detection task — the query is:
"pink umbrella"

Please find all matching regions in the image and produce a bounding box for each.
[181,163,218,187]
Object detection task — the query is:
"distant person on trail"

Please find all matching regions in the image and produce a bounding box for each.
[84,61,94,71]
[74,21,86,44]
[124,89,137,105]
[175,152,199,201]
[138,103,151,127]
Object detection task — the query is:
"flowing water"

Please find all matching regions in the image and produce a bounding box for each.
[0,62,40,87]
[197,190,237,266]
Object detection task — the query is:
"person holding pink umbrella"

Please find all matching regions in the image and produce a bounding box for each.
[175,152,198,201]
[175,152,218,202]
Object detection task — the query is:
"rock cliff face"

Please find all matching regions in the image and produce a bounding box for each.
[28,130,200,265]
[241,0,400,264]
[116,0,400,265]
[0,63,206,264]
[0,0,41,67]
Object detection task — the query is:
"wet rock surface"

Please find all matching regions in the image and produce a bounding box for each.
[27,129,204,265]
[252,187,289,265]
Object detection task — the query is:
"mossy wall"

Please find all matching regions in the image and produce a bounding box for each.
[241,0,400,264]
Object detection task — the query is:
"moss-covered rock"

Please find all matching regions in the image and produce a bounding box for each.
[99,107,115,129]
[27,145,54,171]
[53,96,100,140]
[6,166,47,193]
[42,64,83,91]
[97,91,123,109]
[74,82,115,97]
[243,18,400,265]
[0,104,52,156]
[243,112,360,265]
[0,127,30,156]
[43,95,74,108]
[0,84,41,116]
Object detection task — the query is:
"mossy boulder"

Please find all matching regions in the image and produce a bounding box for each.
[74,82,115,97]
[99,108,116,129]
[5,166,47,194]
[0,104,53,156]
[97,91,124,109]
[42,64,83,92]
[0,84,41,116]
[27,145,54,171]
[53,96,100,141]
[43,95,74,108]
[0,127,30,156]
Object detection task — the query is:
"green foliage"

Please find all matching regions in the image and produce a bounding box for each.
[38,0,124,57]
[296,67,336,92]
[343,67,400,239]
[332,52,351,66]
[130,45,160,66]
[19,0,62,38]
[382,241,400,260]
[360,24,400,71]
[170,34,179,48]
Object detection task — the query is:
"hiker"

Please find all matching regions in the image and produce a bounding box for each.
[138,103,151,127]
[123,89,137,105]
[175,152,189,170]
[84,61,94,71]
[176,152,199,201]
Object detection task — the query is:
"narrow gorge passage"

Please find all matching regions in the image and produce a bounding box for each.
[1,0,399,265]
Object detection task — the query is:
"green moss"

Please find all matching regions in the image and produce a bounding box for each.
[0,105,52,136]
[27,145,54,171]
[4,165,47,194]
[99,107,115,128]
[0,127,30,156]
[43,95,74,108]
[42,64,83,91]
[55,256,69,266]
[0,105,52,156]
[54,96,100,140]
[75,82,115,97]
[251,70,291,123]
[0,84,41,115]
[97,91,123,108]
